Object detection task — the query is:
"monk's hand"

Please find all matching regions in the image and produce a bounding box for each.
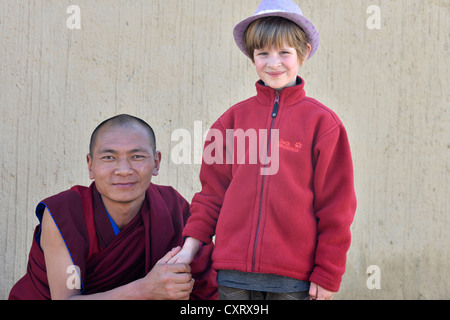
[139,247,194,300]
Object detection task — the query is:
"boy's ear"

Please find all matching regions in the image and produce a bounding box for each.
[300,43,312,65]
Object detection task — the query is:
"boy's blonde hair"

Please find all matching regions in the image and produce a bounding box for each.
[244,17,309,62]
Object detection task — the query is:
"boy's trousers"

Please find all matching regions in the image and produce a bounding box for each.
[218,285,310,300]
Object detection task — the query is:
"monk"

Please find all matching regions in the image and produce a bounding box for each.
[9,114,217,300]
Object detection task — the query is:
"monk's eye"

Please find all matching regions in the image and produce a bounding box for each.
[132,155,147,160]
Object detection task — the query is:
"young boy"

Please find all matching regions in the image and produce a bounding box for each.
[169,0,357,300]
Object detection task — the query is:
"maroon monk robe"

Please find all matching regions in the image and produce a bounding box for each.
[9,183,217,300]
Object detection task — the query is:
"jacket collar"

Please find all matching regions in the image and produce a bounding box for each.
[255,76,306,107]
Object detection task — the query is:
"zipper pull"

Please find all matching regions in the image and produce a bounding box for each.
[272,91,280,118]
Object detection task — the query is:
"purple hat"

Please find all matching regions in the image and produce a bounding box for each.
[233,0,319,60]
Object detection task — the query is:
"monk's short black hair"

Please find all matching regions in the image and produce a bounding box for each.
[89,114,156,156]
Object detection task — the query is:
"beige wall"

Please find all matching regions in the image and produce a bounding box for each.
[0,0,448,300]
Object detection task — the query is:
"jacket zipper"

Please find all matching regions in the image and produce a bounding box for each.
[252,90,280,271]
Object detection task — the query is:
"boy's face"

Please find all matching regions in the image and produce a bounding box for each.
[87,124,160,210]
[253,43,308,90]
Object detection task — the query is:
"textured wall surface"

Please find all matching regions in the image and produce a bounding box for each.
[0,0,448,299]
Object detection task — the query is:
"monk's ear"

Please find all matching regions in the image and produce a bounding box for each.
[152,151,161,176]
[87,153,94,180]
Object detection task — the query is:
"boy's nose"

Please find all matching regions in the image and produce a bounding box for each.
[267,54,281,67]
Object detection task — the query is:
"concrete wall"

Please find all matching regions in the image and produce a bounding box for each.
[0,0,448,300]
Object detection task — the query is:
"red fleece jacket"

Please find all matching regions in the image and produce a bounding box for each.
[183,77,357,292]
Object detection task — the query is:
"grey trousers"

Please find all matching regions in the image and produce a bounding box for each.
[218,285,310,300]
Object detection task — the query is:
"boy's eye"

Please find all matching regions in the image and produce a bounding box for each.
[255,50,268,56]
[101,155,115,161]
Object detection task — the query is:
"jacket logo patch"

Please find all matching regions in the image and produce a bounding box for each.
[279,139,303,152]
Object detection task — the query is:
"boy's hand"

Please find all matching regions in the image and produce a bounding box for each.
[167,249,194,265]
[167,237,201,265]
[309,282,335,300]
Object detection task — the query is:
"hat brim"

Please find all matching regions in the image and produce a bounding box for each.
[233,11,319,60]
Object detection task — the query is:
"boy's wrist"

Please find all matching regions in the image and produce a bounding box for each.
[183,237,201,256]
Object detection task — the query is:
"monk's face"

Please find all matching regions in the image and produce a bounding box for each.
[87,124,160,208]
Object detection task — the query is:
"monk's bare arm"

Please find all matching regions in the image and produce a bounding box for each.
[41,208,193,300]
[41,207,82,299]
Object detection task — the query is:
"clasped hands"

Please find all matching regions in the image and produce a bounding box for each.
[137,246,194,300]
[137,238,200,300]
